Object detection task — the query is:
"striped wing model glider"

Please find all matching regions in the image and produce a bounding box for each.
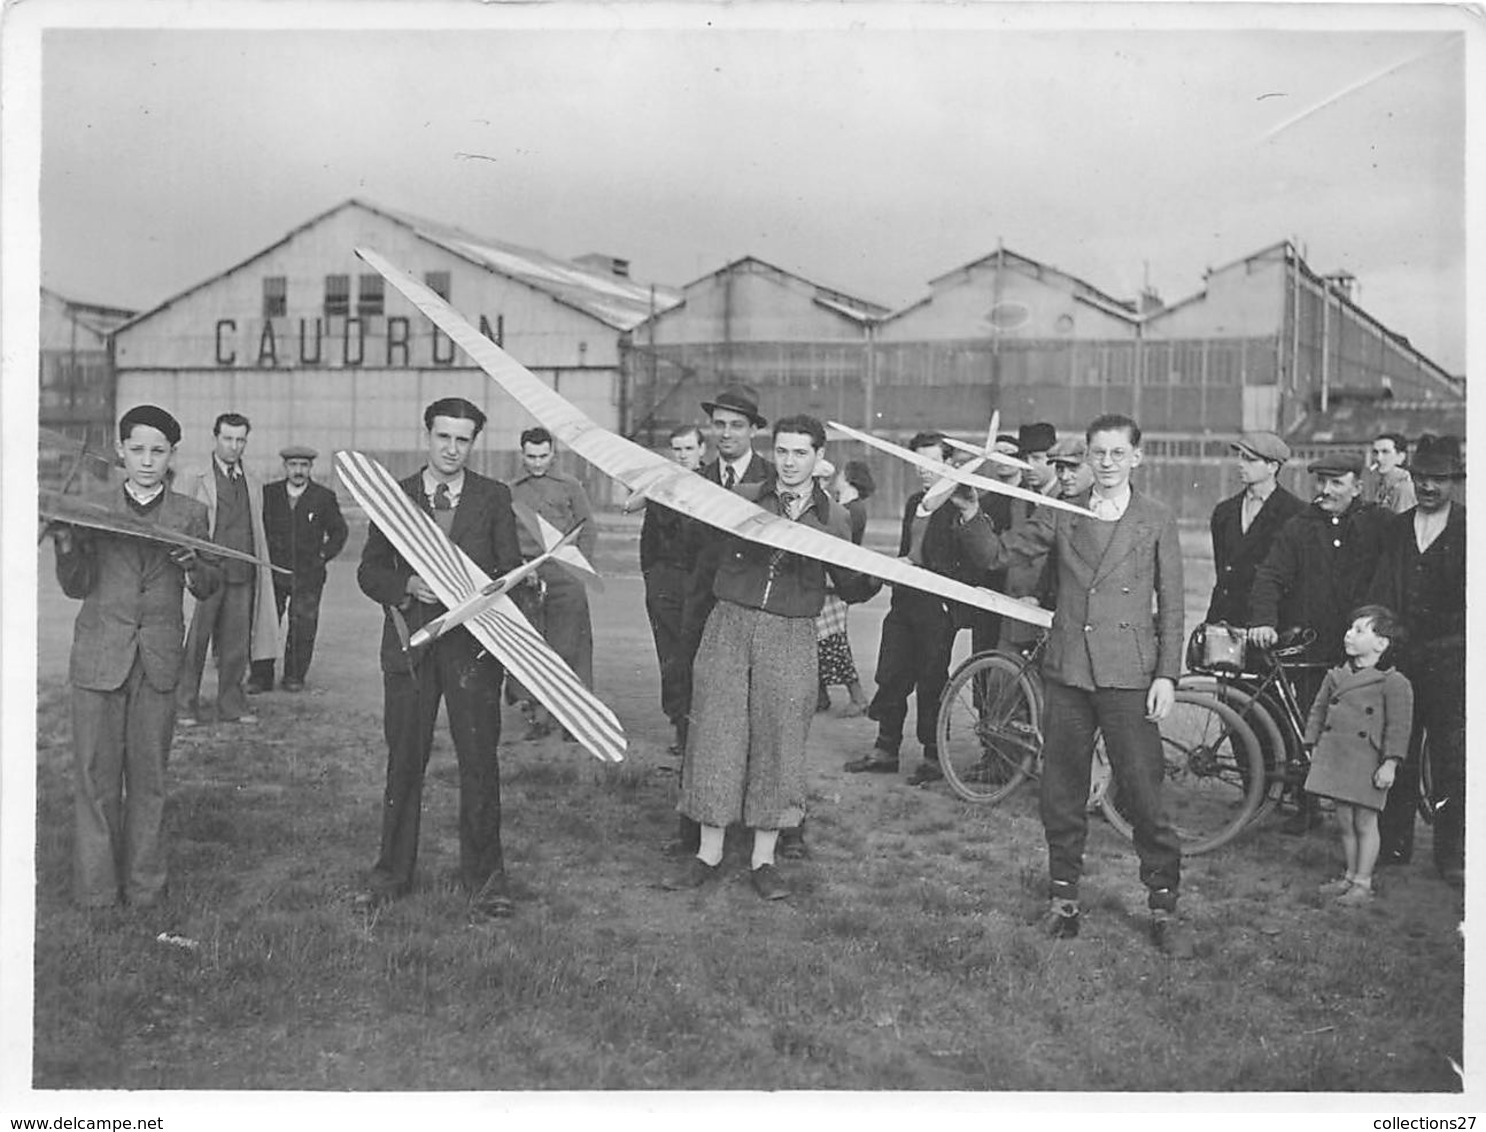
[354,246,1053,631]
[335,450,626,763]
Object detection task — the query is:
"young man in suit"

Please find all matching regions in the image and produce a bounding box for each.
[1205,431,1305,627]
[1367,434,1467,882]
[176,412,278,725]
[1036,413,1190,956]
[355,398,525,919]
[53,405,222,908]
[249,445,349,693]
[846,430,1005,786]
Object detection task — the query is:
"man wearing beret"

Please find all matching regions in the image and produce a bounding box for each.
[1367,435,1467,883]
[176,412,277,725]
[248,445,349,694]
[1205,432,1305,627]
[1250,449,1391,834]
[52,405,222,907]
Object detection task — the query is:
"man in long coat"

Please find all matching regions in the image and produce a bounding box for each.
[1205,431,1305,627]
[176,412,278,725]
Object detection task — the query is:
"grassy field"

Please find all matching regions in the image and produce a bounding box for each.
[25,518,1466,1095]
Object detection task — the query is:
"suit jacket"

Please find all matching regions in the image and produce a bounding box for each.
[1367,503,1466,672]
[1249,500,1390,664]
[1040,489,1185,691]
[178,461,279,662]
[357,469,524,674]
[56,486,223,693]
[262,478,349,590]
[1205,485,1306,626]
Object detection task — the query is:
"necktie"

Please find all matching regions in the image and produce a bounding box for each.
[723,465,737,490]
[778,491,801,515]
[433,483,452,511]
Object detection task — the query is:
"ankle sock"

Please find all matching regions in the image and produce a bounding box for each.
[697,825,725,867]
[752,829,779,870]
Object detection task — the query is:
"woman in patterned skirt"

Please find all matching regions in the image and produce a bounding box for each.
[816,459,875,714]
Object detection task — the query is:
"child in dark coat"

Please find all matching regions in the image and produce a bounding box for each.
[1302,604,1413,906]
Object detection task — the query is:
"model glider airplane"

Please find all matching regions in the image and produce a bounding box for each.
[334,450,627,763]
[408,520,586,648]
[910,413,1027,515]
[39,488,291,575]
[511,502,604,591]
[354,246,1053,631]
[826,419,1096,519]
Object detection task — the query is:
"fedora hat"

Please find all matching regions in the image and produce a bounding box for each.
[700,383,767,429]
[1017,422,1057,456]
[1410,434,1465,479]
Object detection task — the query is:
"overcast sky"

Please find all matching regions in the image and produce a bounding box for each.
[29,3,1474,373]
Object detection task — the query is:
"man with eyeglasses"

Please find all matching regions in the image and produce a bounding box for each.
[1034,414,1190,957]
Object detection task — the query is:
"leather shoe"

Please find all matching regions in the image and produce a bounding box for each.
[663,856,720,890]
[1376,847,1411,868]
[843,751,899,773]
[281,677,304,693]
[907,761,943,786]
[1040,901,1080,939]
[750,864,790,901]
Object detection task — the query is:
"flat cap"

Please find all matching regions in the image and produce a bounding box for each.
[1307,450,1365,477]
[1232,431,1290,463]
[1047,436,1088,465]
[280,444,319,461]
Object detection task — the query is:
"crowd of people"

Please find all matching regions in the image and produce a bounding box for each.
[50,389,1466,958]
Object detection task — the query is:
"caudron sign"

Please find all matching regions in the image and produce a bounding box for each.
[212,314,504,369]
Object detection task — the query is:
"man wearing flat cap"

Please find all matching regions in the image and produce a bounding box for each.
[1368,435,1467,882]
[1250,447,1390,834]
[249,445,348,693]
[1205,432,1305,627]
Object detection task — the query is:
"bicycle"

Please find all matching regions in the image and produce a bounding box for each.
[1181,624,1442,832]
[936,632,1267,855]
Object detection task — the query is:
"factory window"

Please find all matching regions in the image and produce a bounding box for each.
[263,276,287,318]
[424,271,451,300]
[324,274,350,317]
[357,274,385,317]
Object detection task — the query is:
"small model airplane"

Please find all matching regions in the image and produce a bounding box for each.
[826,418,1095,518]
[918,413,1025,515]
[334,450,626,763]
[38,488,291,575]
[354,246,1053,631]
[510,502,604,591]
[408,521,587,648]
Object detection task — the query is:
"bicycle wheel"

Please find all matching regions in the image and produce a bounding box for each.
[1177,676,1286,826]
[937,650,1041,804]
[1099,691,1265,855]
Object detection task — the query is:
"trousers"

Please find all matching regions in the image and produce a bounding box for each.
[1380,648,1465,870]
[644,563,690,725]
[178,578,253,719]
[370,629,506,896]
[252,579,325,687]
[1039,679,1181,908]
[868,593,954,758]
[72,656,174,907]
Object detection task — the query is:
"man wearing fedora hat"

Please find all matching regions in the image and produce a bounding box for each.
[1367,434,1467,883]
[1251,448,1391,834]
[669,384,776,856]
[1205,431,1305,627]
[248,444,348,694]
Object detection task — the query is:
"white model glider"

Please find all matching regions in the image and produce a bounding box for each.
[827,419,1095,518]
[354,246,1053,630]
[916,413,1025,514]
[511,502,605,591]
[334,450,627,763]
